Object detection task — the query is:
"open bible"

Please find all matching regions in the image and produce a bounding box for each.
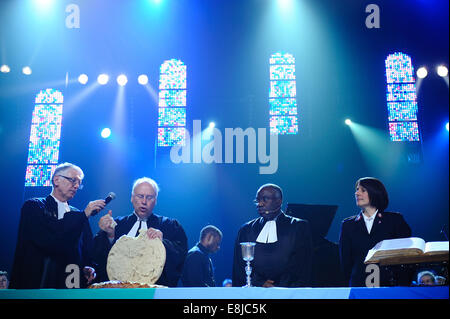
[364,237,449,264]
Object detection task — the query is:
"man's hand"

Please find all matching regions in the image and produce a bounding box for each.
[83,266,96,285]
[263,280,275,288]
[84,199,106,218]
[146,227,163,240]
[98,210,116,238]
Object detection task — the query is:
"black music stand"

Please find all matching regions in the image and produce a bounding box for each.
[286,203,345,287]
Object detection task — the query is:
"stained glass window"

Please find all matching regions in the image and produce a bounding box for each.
[158,59,187,146]
[385,53,420,141]
[25,89,63,186]
[269,52,298,135]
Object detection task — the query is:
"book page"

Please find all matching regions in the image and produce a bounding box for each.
[365,237,425,263]
[372,237,425,252]
[424,241,449,254]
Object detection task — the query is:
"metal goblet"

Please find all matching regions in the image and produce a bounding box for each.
[240,242,256,287]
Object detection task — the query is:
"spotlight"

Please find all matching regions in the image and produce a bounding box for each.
[209,122,215,128]
[345,119,352,126]
[22,66,32,75]
[117,74,128,86]
[416,67,428,79]
[0,65,10,73]
[138,74,148,85]
[437,65,448,77]
[97,74,109,85]
[101,128,111,139]
[78,74,88,85]
[446,122,449,132]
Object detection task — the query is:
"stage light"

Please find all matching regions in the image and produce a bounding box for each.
[97,74,109,85]
[22,66,32,75]
[446,122,449,132]
[416,67,428,79]
[78,74,88,85]
[138,74,148,85]
[209,122,215,128]
[117,74,128,86]
[345,119,352,126]
[437,65,448,77]
[0,65,10,73]
[101,128,111,139]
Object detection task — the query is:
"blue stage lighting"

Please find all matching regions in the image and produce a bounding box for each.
[0,65,10,73]
[345,119,352,126]
[446,122,449,132]
[209,122,215,128]
[22,66,32,75]
[117,74,128,86]
[78,74,88,85]
[101,128,111,139]
[138,74,149,85]
[97,74,109,85]
[437,65,448,77]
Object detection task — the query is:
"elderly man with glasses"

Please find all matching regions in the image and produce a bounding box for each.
[232,183,313,287]
[92,177,188,287]
[10,162,106,289]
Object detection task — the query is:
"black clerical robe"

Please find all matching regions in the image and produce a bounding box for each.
[181,243,216,287]
[92,212,188,287]
[10,195,93,289]
[232,213,313,287]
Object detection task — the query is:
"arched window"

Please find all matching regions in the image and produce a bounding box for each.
[269,52,298,135]
[158,59,187,146]
[385,52,420,141]
[24,89,63,186]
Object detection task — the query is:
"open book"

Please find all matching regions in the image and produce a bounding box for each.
[364,237,449,264]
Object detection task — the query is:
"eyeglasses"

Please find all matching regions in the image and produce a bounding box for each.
[253,196,277,205]
[58,175,84,190]
[134,194,156,201]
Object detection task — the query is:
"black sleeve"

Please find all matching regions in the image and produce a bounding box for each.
[278,220,313,287]
[159,219,188,287]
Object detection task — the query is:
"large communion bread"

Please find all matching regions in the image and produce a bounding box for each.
[88,280,166,289]
[106,230,166,285]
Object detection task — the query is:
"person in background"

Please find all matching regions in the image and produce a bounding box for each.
[0,271,9,289]
[222,278,232,287]
[181,225,222,287]
[339,177,412,287]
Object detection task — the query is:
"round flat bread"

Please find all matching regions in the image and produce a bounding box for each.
[107,230,166,285]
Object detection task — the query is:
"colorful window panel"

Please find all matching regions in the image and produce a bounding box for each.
[269,52,298,135]
[385,53,420,141]
[25,89,63,186]
[158,59,187,146]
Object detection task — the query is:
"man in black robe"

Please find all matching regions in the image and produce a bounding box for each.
[92,177,188,287]
[232,184,312,287]
[10,163,106,289]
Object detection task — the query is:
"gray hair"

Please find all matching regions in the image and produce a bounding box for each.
[51,162,84,186]
[132,177,160,198]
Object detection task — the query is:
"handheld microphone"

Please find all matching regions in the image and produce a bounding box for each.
[92,192,116,216]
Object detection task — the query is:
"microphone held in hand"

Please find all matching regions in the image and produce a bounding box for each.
[92,192,116,216]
